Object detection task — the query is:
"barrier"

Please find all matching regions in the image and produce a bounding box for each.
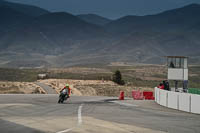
[155,87,200,114]
[179,93,190,112]
[132,91,144,100]
[143,91,153,97]
[167,91,178,110]
[188,88,200,95]
[191,94,200,113]
[160,89,167,106]
[156,88,160,104]
[119,91,124,100]
[143,91,154,100]
[132,91,154,100]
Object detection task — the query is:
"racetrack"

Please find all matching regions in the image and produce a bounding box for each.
[0,94,200,133]
[35,82,57,94]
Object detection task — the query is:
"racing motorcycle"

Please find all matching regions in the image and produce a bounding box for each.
[58,89,69,104]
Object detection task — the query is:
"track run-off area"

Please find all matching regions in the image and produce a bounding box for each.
[0,94,200,133]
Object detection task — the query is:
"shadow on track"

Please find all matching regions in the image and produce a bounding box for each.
[59,98,123,105]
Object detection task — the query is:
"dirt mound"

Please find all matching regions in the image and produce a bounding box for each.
[39,79,153,97]
[0,82,45,94]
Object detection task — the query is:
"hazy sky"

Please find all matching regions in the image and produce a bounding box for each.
[7,0,200,19]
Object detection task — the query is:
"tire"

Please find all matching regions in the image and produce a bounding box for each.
[58,99,61,103]
[58,93,67,104]
[58,94,63,103]
[60,98,64,103]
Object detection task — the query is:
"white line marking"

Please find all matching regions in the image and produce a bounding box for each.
[78,104,83,125]
[56,128,74,133]
[56,104,83,133]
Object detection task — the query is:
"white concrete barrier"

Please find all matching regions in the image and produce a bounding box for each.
[167,91,178,110]
[155,87,160,104]
[155,87,200,114]
[179,93,190,112]
[160,89,167,106]
[191,94,200,114]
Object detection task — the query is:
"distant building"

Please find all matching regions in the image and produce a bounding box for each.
[37,74,48,80]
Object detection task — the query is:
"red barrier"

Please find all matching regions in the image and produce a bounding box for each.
[132,90,144,100]
[145,96,154,100]
[119,91,124,100]
[143,91,153,97]
[143,91,154,100]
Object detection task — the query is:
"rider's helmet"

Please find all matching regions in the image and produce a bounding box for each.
[66,84,69,87]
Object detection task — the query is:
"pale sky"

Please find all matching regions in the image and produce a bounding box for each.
[7,0,200,19]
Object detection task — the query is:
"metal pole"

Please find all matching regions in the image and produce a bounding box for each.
[175,80,178,92]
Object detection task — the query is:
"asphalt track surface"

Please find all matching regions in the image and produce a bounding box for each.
[0,94,200,133]
[35,82,57,94]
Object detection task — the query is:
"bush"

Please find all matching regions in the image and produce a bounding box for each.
[113,70,125,85]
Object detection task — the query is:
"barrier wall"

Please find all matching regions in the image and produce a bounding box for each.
[179,93,190,112]
[191,95,200,114]
[167,91,178,110]
[155,87,200,114]
[160,89,167,106]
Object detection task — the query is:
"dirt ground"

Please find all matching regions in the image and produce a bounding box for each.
[1,64,199,95]
[49,67,112,74]
[39,79,154,97]
[0,82,45,94]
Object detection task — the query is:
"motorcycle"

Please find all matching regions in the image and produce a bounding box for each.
[58,89,69,104]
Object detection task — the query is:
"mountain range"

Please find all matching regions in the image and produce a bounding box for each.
[0,0,200,68]
[77,14,112,26]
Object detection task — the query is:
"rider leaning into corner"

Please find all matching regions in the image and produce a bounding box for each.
[60,84,72,98]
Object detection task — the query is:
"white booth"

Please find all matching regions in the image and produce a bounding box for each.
[167,56,188,92]
[154,56,200,114]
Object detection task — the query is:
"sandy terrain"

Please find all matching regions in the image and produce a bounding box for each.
[39,79,153,97]
[0,82,45,94]
[49,67,112,74]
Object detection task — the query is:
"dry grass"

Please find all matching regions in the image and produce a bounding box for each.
[49,67,111,74]
[0,82,45,94]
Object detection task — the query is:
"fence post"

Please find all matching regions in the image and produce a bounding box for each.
[159,89,161,104]
[189,95,192,112]
[166,92,168,107]
[177,94,179,110]
[155,88,156,101]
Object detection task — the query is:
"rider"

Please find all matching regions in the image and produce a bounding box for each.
[60,84,71,98]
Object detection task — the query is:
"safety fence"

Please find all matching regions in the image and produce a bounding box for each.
[188,88,200,95]
[132,91,155,100]
[155,87,200,114]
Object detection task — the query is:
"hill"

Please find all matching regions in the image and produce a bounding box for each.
[103,4,200,63]
[105,4,200,35]
[77,14,111,26]
[0,9,109,67]
[0,1,200,67]
[0,5,32,29]
[1,12,108,52]
[0,0,49,17]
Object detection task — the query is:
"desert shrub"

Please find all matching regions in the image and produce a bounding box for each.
[32,88,40,94]
[113,70,125,85]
